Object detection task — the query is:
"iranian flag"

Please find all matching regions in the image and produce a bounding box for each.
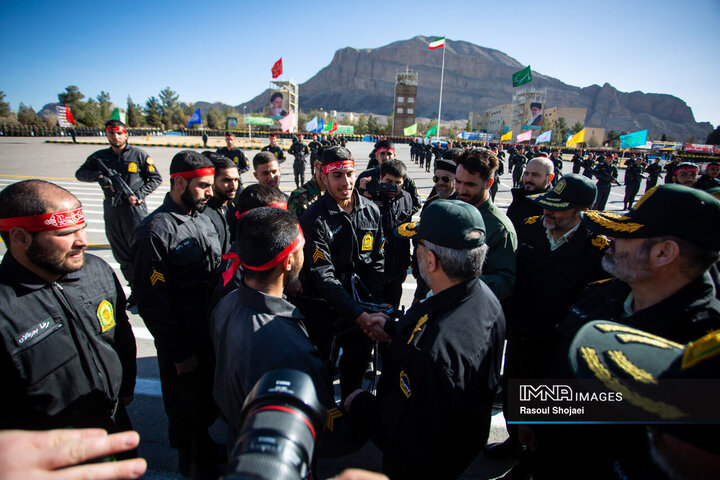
[429,37,445,50]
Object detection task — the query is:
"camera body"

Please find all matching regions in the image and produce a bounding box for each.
[222,369,325,480]
[366,178,399,200]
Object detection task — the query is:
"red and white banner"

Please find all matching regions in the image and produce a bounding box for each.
[683,143,715,154]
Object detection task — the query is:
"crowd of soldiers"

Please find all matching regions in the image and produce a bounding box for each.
[2,119,720,480]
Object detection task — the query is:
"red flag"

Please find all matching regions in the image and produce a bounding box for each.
[271,58,283,79]
[65,104,76,126]
[329,121,337,133]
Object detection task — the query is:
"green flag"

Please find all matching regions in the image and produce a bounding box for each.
[111,108,121,121]
[425,124,437,138]
[512,65,532,87]
[403,123,418,136]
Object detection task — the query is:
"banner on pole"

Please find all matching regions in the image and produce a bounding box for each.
[619,130,648,149]
[403,123,418,136]
[566,129,586,147]
[500,130,513,142]
[512,66,532,87]
[535,130,552,144]
[516,130,533,143]
[425,125,437,138]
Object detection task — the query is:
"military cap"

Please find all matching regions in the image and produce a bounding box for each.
[395,199,485,249]
[582,184,720,250]
[569,320,720,450]
[435,148,460,174]
[531,174,597,211]
[706,161,720,168]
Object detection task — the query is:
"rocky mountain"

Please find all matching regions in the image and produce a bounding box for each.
[235,35,711,140]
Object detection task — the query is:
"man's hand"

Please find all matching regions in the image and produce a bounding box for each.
[175,354,198,375]
[330,468,389,480]
[127,195,141,206]
[98,175,115,192]
[356,312,391,342]
[0,429,147,480]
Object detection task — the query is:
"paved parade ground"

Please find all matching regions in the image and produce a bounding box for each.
[0,136,629,479]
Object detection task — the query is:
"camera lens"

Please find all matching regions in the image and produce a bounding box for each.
[222,369,325,480]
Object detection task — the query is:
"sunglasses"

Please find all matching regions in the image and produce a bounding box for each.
[433,175,452,183]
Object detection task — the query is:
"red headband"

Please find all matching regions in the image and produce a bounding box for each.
[170,168,215,179]
[235,202,287,220]
[322,160,355,175]
[676,165,699,173]
[0,208,85,232]
[241,228,304,271]
[376,147,395,155]
[105,126,127,135]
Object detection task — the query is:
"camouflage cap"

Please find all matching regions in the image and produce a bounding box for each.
[395,199,485,249]
[531,174,597,211]
[582,184,720,250]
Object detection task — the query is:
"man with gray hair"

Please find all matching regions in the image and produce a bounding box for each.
[345,199,506,480]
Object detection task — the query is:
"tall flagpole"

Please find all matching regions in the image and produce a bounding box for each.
[436,37,446,142]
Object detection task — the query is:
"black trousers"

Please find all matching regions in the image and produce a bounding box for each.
[103,200,147,285]
[645,176,658,192]
[623,180,640,208]
[293,160,306,188]
[594,183,611,210]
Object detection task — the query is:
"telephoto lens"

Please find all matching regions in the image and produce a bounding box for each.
[222,369,326,480]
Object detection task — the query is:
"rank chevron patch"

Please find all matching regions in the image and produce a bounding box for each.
[312,248,326,263]
[150,269,166,286]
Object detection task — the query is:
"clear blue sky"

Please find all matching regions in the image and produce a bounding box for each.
[2,0,718,127]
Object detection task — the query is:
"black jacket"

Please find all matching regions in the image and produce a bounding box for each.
[300,191,385,322]
[509,216,608,341]
[0,253,136,429]
[261,144,286,162]
[76,145,162,205]
[593,162,618,184]
[506,187,545,228]
[378,190,414,284]
[351,279,506,480]
[203,197,232,254]
[216,147,250,175]
[132,194,222,363]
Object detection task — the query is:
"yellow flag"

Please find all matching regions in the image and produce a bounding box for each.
[566,128,585,147]
[500,130,513,142]
[403,123,418,136]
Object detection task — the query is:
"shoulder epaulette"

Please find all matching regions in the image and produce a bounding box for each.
[588,277,614,286]
[524,215,540,225]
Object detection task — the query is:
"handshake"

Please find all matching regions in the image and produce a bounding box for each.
[356,310,393,342]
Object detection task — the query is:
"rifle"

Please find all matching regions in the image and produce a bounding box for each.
[93,157,139,207]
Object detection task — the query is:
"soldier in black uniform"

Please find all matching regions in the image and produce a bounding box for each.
[201,153,239,253]
[0,180,137,434]
[424,142,433,170]
[694,161,720,191]
[487,175,606,468]
[674,162,699,187]
[260,134,286,163]
[289,134,310,188]
[571,149,583,174]
[345,200,505,480]
[506,156,554,228]
[664,155,681,183]
[644,157,662,192]
[216,133,249,186]
[623,156,645,210]
[550,149,563,186]
[431,142,445,173]
[510,147,527,188]
[581,152,595,178]
[299,146,389,401]
[357,139,421,214]
[132,151,224,477]
[76,119,162,286]
[375,160,414,309]
[593,154,619,210]
[308,133,322,176]
[532,185,720,479]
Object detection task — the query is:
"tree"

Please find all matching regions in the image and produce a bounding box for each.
[126,96,143,127]
[0,91,10,117]
[144,97,163,127]
[661,133,667,141]
[707,125,720,145]
[17,103,41,125]
[207,108,223,130]
[96,91,112,121]
[606,130,620,148]
[159,87,179,127]
[78,99,102,127]
[571,121,584,135]
[551,117,569,145]
[356,114,367,134]
[58,86,84,106]
[588,135,599,148]
[169,106,186,128]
